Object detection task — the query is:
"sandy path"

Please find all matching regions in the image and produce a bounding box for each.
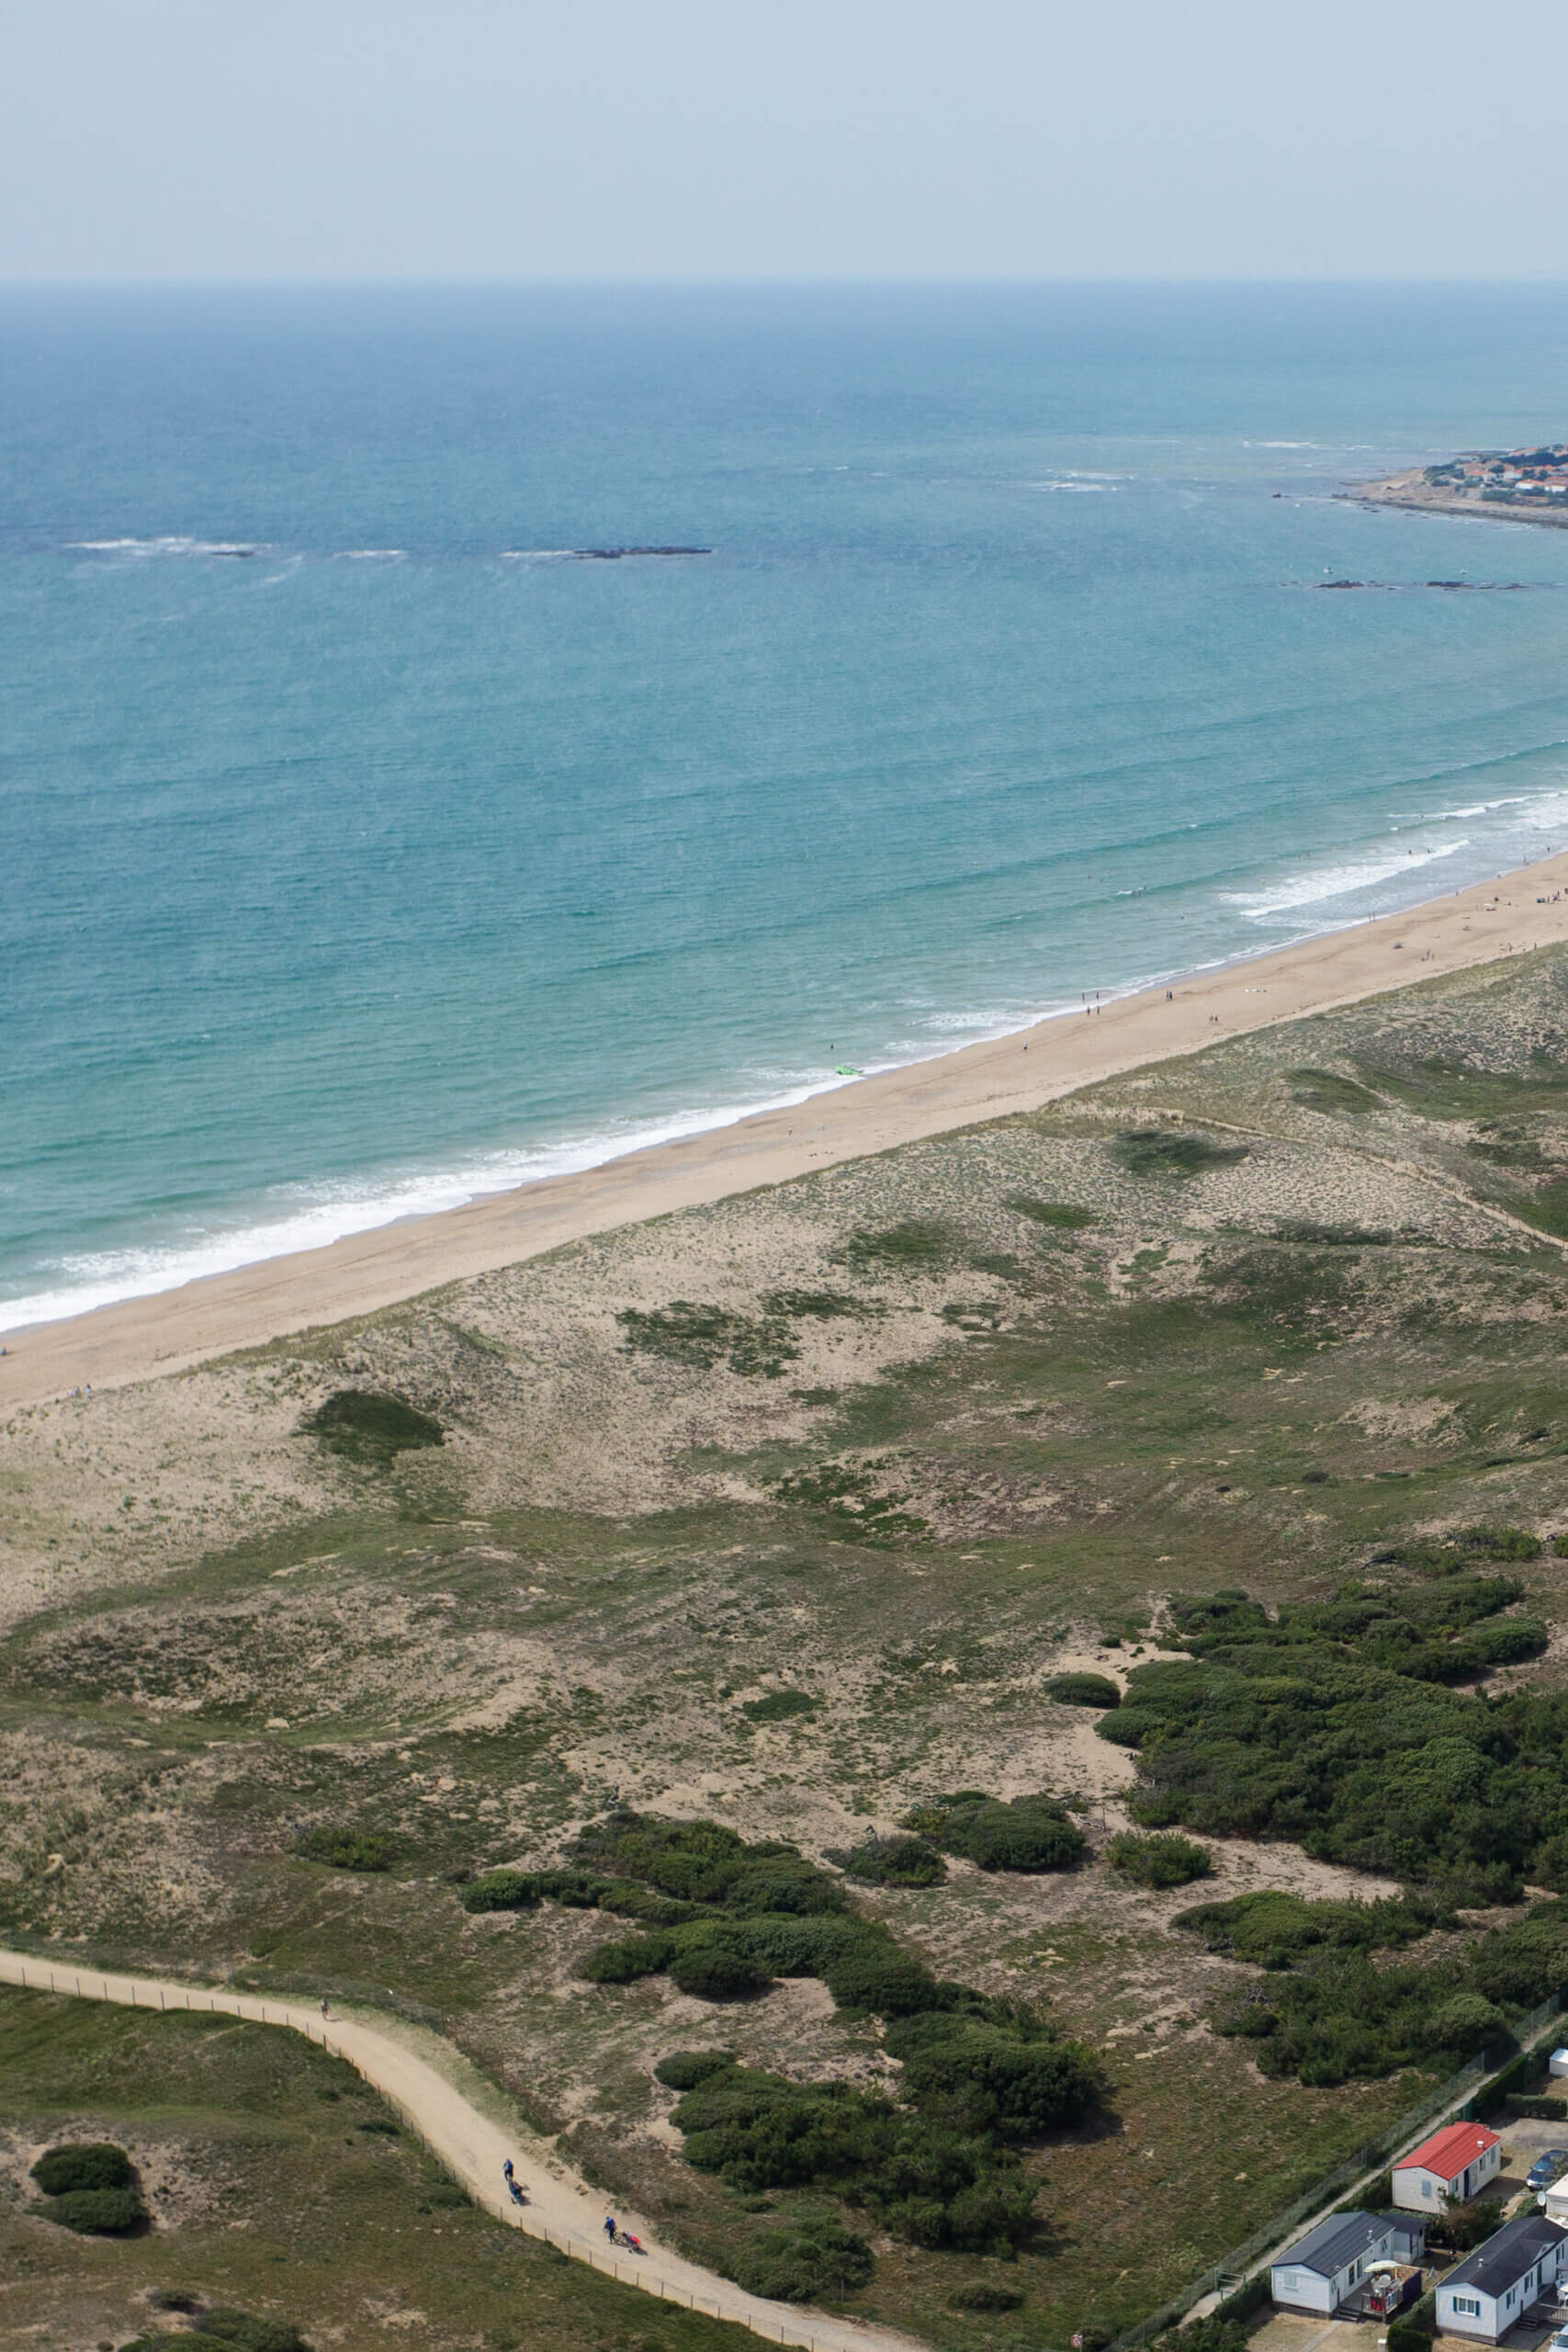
[0,1948,924,2352]
[7,852,1568,1408]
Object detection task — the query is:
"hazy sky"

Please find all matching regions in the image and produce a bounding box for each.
[6,0,1568,281]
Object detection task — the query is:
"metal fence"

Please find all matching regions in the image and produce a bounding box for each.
[1109,1992,1565,2352]
[232,1967,446,2033]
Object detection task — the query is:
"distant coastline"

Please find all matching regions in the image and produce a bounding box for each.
[1348,441,1568,528]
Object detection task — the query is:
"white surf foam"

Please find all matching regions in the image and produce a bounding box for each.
[70,537,265,558]
[1230,838,1471,920]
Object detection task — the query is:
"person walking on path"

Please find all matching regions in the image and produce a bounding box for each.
[604,2213,617,2242]
[320,1996,329,2018]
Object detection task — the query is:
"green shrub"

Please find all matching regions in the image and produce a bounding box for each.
[840,1218,963,1271]
[729,2214,874,2301]
[1115,1129,1247,1177]
[597,1881,701,1926]
[669,2065,1038,2250]
[43,2185,144,2234]
[531,1868,613,1907]
[1431,2202,1496,2253]
[573,1814,763,1906]
[895,2021,1102,2141]
[845,1836,946,1888]
[924,1792,1087,1873]
[1111,1579,1568,1904]
[581,1933,674,1984]
[295,1826,393,1873]
[1105,1831,1213,1888]
[460,1869,540,1913]
[1008,1197,1094,1230]
[948,2281,1025,2312]
[722,1857,847,1916]
[1095,1709,1157,1748]
[31,2142,134,2195]
[823,1936,942,2017]
[1046,1672,1122,1709]
[654,2050,736,2091]
[196,2312,312,2352]
[1503,2094,1568,2119]
[305,1388,442,1465]
[741,1689,819,1725]
[1468,1617,1550,1666]
[1163,2318,1250,2352]
[737,1915,860,1976]
[669,1941,771,2001]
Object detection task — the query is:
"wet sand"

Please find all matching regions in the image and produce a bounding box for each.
[6,854,1568,1409]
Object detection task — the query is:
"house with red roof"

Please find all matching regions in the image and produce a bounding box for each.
[1393,2122,1501,2213]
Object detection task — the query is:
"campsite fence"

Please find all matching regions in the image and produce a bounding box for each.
[1108,1990,1566,2352]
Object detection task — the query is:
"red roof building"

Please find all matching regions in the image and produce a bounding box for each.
[1393,2123,1502,2212]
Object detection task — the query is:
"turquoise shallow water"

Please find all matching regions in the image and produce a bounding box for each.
[7,282,1568,1329]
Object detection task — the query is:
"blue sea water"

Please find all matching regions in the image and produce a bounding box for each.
[8,281,1568,1330]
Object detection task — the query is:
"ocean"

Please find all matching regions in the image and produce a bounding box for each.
[7,280,1568,1331]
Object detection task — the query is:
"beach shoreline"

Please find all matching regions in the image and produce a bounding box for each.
[6,853,1568,1411]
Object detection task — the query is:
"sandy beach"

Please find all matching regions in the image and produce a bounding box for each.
[6,852,1568,1411]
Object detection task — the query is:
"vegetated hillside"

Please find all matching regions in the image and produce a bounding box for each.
[11,949,1568,2346]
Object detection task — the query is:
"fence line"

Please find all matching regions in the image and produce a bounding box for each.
[1109,1991,1566,2351]
[1,1956,834,2352]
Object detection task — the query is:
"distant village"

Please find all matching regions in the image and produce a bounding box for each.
[1347,443,1568,526]
[1423,447,1568,506]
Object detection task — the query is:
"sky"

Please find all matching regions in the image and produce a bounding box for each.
[6,0,1568,281]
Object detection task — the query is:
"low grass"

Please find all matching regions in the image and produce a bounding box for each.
[0,1986,751,2352]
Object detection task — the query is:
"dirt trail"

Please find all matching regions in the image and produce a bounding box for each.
[0,1947,925,2352]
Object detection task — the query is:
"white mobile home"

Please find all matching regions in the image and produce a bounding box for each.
[1438,2215,1568,2342]
[1270,2213,1421,2315]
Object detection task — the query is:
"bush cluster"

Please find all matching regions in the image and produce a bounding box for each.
[844,1835,947,1888]
[654,2049,735,2091]
[883,2012,1101,2141]
[295,1826,393,1873]
[670,2065,1039,2251]
[1102,1576,1558,1899]
[30,2142,144,2236]
[1190,1890,1568,2084]
[728,2213,874,2301]
[948,2281,1025,2312]
[1046,1673,1122,1709]
[31,2142,134,2195]
[907,1791,1086,1873]
[196,2313,312,2352]
[470,1807,1104,2267]
[1105,1831,1213,1888]
[305,1387,442,1465]
[574,1814,847,1913]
